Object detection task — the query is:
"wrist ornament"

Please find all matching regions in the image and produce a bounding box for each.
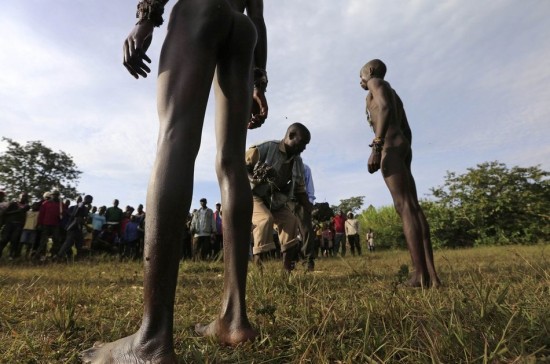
[253,68,268,93]
[369,137,384,153]
[136,0,169,27]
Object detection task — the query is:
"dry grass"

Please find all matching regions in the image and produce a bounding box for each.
[0,245,549,363]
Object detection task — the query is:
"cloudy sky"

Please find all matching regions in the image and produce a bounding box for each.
[1,0,549,211]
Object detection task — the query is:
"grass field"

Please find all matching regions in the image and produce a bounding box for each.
[0,245,549,363]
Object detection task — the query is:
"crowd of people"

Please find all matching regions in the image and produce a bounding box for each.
[0,189,376,265]
[0,191,147,262]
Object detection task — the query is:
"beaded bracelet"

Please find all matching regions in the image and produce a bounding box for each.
[253,68,268,93]
[369,137,384,153]
[136,0,169,27]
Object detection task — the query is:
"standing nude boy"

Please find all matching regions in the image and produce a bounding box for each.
[359,59,440,288]
[81,0,267,362]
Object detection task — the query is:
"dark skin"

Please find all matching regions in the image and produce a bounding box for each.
[81,0,265,362]
[359,59,441,288]
[123,0,268,129]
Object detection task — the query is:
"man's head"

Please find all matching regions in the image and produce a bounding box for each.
[113,199,119,207]
[99,206,107,215]
[360,59,387,90]
[84,195,93,205]
[43,191,51,200]
[51,190,60,201]
[284,123,311,156]
[0,191,5,202]
[215,202,221,211]
[200,198,207,208]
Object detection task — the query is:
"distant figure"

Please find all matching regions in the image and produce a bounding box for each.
[359,59,440,287]
[366,228,375,252]
[105,199,123,233]
[56,195,94,260]
[345,212,361,256]
[81,0,267,362]
[332,210,346,256]
[321,223,333,257]
[190,198,216,260]
[19,202,41,259]
[36,190,64,261]
[90,206,107,248]
[0,192,29,259]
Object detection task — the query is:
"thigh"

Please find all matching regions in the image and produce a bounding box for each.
[157,0,236,141]
[381,147,418,206]
[272,207,299,239]
[214,12,256,157]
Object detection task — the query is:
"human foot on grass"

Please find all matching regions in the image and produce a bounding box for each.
[79,333,177,364]
[195,317,258,346]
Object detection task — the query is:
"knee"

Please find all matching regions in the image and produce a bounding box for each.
[216,154,244,175]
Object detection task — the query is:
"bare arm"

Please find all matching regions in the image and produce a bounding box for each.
[395,94,412,145]
[246,0,267,70]
[246,0,268,129]
[123,22,154,79]
[367,78,392,174]
[123,0,170,78]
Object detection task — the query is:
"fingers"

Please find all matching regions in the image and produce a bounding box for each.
[123,35,152,79]
[248,113,267,129]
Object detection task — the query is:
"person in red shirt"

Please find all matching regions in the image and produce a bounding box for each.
[35,190,64,260]
[332,210,347,256]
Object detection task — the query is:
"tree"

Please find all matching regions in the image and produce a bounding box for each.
[0,138,82,200]
[331,196,365,215]
[358,205,405,249]
[430,161,549,246]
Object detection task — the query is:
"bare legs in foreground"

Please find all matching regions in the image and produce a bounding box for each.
[80,1,258,362]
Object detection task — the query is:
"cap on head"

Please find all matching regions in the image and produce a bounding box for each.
[43,191,51,199]
[216,202,221,206]
[51,190,60,196]
[200,198,207,203]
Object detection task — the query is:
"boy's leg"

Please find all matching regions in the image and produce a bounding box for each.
[195,8,258,344]
[80,0,241,362]
[382,149,430,287]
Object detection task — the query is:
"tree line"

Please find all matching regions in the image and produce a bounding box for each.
[352,162,549,248]
[1,139,548,248]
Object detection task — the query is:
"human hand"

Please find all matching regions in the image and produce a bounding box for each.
[123,22,154,79]
[248,88,268,129]
[367,150,381,174]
